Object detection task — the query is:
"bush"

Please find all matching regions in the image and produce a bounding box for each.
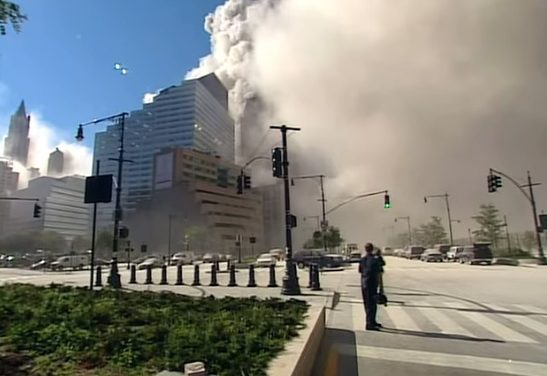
[0,285,308,376]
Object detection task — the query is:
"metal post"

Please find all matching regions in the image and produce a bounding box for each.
[444,193,454,245]
[112,113,127,257]
[89,160,100,290]
[407,218,412,245]
[468,228,473,245]
[168,214,172,265]
[319,175,328,254]
[504,215,511,253]
[126,240,131,270]
[527,171,545,263]
[271,125,301,295]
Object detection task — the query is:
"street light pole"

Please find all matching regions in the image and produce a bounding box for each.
[292,174,327,253]
[424,193,454,245]
[168,214,173,265]
[270,125,301,295]
[395,216,412,246]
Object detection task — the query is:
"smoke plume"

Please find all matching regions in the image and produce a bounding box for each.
[192,0,547,247]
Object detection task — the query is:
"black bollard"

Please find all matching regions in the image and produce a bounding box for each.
[226,259,231,272]
[145,265,153,284]
[267,264,278,287]
[210,263,219,286]
[129,264,137,284]
[95,266,103,287]
[307,263,314,288]
[160,264,168,285]
[192,264,201,286]
[311,264,322,291]
[228,264,237,287]
[175,264,183,285]
[247,264,257,287]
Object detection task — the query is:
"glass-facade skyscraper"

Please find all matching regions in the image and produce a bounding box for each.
[92,73,234,231]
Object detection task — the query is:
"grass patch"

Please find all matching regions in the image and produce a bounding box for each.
[0,284,308,376]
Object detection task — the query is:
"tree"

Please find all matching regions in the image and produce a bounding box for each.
[387,232,410,248]
[414,216,448,247]
[0,1,26,35]
[303,226,344,251]
[184,225,208,251]
[71,236,91,252]
[472,204,503,247]
[40,231,67,252]
[520,230,536,251]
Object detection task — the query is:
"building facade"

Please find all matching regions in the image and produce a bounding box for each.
[6,176,89,242]
[125,148,264,257]
[0,159,20,235]
[47,148,64,176]
[4,101,30,166]
[92,73,234,231]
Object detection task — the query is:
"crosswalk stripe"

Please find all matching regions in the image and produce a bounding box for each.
[384,306,420,331]
[501,314,547,337]
[338,344,547,376]
[351,296,366,331]
[415,306,475,338]
[442,301,475,310]
[456,310,537,344]
[513,304,547,315]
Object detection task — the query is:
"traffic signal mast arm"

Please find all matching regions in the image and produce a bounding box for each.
[489,168,533,203]
[326,190,389,215]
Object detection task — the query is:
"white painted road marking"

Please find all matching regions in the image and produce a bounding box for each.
[456,310,537,344]
[501,314,547,338]
[415,306,475,338]
[339,344,547,376]
[384,306,420,331]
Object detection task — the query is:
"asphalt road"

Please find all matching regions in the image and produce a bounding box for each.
[315,256,547,376]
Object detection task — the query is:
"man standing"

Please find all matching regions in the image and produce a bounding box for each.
[359,243,381,330]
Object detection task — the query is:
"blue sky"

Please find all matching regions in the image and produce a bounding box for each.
[0,0,224,145]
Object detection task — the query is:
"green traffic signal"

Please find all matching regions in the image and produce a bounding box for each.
[384,194,391,208]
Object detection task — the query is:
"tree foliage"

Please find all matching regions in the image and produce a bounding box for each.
[472,204,503,247]
[413,216,448,247]
[387,232,411,248]
[519,230,536,251]
[303,226,344,250]
[0,0,26,35]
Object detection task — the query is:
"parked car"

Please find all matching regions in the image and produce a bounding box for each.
[420,249,444,262]
[404,246,425,259]
[137,257,162,270]
[393,249,404,257]
[255,253,277,267]
[459,243,493,265]
[349,251,362,263]
[293,250,344,269]
[446,246,464,262]
[30,259,49,270]
[50,255,89,271]
[382,247,394,256]
[171,252,195,265]
[269,248,286,261]
[433,244,451,260]
[324,254,345,267]
[202,253,219,263]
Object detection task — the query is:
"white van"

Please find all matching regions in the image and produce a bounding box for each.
[50,255,89,271]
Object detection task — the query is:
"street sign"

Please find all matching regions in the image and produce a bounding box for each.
[249,236,256,244]
[540,214,547,231]
[84,174,113,203]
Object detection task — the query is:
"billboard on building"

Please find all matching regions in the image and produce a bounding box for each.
[154,152,174,190]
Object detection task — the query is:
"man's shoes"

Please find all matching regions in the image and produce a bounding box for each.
[374,322,383,328]
[366,325,380,331]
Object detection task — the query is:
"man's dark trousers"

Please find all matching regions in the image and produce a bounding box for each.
[362,285,378,327]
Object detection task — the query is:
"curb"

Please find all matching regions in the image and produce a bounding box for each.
[267,304,326,376]
[493,258,519,266]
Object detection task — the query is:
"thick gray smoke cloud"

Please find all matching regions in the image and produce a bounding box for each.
[192,0,547,247]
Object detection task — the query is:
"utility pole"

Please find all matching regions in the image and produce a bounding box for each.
[468,228,473,245]
[488,168,545,264]
[89,160,100,289]
[424,193,454,245]
[395,216,412,246]
[503,215,511,253]
[270,125,301,295]
[292,174,327,253]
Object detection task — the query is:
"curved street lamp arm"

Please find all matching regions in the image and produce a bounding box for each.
[80,112,129,127]
[490,168,532,203]
[326,190,387,216]
[242,155,270,170]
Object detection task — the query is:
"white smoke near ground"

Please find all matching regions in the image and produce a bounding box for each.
[192,0,547,247]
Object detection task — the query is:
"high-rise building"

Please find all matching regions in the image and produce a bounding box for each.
[4,100,30,166]
[0,158,20,235]
[47,148,64,176]
[125,148,263,257]
[27,167,40,180]
[92,73,234,231]
[6,176,89,242]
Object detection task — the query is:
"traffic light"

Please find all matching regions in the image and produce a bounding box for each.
[33,203,42,218]
[237,174,243,194]
[272,147,283,178]
[119,227,129,239]
[487,173,502,193]
[244,175,251,189]
[384,194,391,208]
[141,244,147,253]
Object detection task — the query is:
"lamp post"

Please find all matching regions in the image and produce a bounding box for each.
[395,216,412,246]
[76,112,129,288]
[424,193,454,245]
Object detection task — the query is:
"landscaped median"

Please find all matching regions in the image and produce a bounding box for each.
[0,284,308,376]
